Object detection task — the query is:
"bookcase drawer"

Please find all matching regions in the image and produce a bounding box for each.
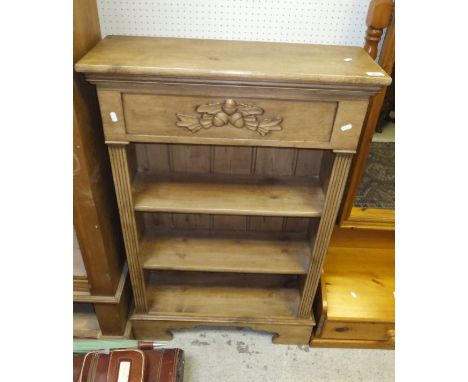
[321,321,395,342]
[122,93,337,145]
[97,86,368,150]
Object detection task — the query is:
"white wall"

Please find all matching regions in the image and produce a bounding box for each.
[97,0,371,47]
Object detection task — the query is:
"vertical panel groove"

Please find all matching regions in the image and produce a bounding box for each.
[250,147,257,175]
[108,145,147,312]
[209,145,215,173]
[292,148,299,175]
[167,144,174,172]
[298,153,353,318]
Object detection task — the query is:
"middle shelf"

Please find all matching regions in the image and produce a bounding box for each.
[132,172,324,217]
[140,230,311,274]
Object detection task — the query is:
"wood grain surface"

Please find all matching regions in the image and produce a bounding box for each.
[78,34,385,344]
[75,36,391,87]
[132,172,324,217]
[140,230,310,274]
[339,0,395,230]
[146,271,303,320]
[310,226,395,348]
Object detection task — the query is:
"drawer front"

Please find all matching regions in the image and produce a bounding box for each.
[122,94,337,144]
[322,321,395,341]
[97,86,368,150]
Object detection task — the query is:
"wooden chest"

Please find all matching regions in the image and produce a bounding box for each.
[76,36,390,344]
[311,228,395,349]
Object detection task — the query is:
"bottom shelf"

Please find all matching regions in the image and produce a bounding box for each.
[146,271,303,320]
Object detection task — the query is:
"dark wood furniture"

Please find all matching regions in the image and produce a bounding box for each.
[339,0,395,230]
[310,0,396,350]
[73,0,130,338]
[75,36,390,344]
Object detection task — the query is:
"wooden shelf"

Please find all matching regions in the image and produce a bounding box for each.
[140,231,310,274]
[146,271,301,320]
[133,172,324,217]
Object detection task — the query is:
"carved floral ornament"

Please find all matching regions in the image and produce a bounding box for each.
[176,99,283,136]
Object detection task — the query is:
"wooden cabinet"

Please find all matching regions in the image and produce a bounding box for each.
[310,227,395,349]
[76,36,390,344]
[73,0,130,338]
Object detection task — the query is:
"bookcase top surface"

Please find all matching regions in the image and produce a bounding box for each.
[75,36,391,87]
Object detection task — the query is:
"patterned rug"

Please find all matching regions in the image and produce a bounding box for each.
[354,142,395,209]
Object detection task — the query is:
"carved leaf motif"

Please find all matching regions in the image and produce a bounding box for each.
[196,103,222,114]
[258,117,283,128]
[176,99,282,136]
[200,114,214,128]
[238,103,264,116]
[176,114,203,132]
[244,115,259,131]
[257,117,283,136]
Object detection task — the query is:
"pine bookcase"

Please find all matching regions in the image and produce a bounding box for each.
[75,36,390,344]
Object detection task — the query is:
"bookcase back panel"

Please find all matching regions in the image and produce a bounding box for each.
[142,213,315,236]
[134,143,324,178]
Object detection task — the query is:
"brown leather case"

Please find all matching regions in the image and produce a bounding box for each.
[73,348,184,382]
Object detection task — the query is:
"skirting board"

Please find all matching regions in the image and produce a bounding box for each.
[131,313,314,345]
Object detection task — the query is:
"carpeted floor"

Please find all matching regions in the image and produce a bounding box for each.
[355,141,395,209]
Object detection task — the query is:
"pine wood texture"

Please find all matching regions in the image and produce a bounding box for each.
[146,272,303,320]
[74,306,133,339]
[131,317,312,345]
[73,277,91,294]
[75,38,383,151]
[96,85,371,151]
[132,173,324,217]
[77,35,389,344]
[73,306,102,339]
[73,263,129,304]
[74,0,130,336]
[108,145,147,312]
[341,207,395,230]
[298,153,353,317]
[73,10,124,296]
[176,98,283,136]
[339,0,395,230]
[140,231,309,274]
[75,36,391,87]
[123,93,336,146]
[364,0,394,59]
[310,338,394,350]
[310,226,395,349]
[324,232,394,322]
